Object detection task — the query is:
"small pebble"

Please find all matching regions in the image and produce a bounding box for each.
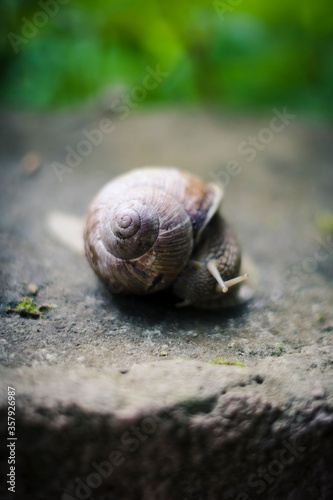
[311,387,326,399]
[21,152,42,174]
[119,368,129,374]
[28,283,38,296]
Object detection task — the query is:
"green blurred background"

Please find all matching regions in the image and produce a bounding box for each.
[1,0,333,118]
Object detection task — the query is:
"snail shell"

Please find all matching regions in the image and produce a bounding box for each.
[84,167,253,308]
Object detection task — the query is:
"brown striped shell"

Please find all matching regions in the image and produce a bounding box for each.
[84,167,223,295]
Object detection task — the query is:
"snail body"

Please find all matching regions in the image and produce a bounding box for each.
[84,167,251,308]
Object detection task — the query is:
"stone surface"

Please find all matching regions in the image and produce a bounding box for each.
[0,106,333,498]
[0,358,333,499]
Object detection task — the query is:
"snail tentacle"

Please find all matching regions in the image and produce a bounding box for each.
[207,259,228,293]
[207,260,249,293]
[215,274,249,293]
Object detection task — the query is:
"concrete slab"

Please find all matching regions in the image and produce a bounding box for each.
[0,107,332,498]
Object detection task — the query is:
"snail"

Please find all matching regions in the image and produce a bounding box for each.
[84,167,254,309]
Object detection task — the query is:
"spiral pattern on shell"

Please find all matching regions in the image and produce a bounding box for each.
[100,192,160,261]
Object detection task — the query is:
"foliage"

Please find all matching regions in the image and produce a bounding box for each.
[1,0,332,117]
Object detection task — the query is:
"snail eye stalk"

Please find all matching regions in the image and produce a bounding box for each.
[207,260,248,294]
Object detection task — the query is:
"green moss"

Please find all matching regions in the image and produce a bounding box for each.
[314,210,333,234]
[209,358,246,367]
[317,313,325,323]
[39,304,56,312]
[7,297,56,319]
[271,344,287,356]
[16,297,40,315]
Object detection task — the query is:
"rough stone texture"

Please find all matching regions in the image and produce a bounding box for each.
[0,359,333,499]
[0,107,333,498]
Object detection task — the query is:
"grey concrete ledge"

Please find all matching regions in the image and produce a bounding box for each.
[1,358,332,499]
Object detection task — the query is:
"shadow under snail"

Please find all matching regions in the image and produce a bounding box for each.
[84,167,255,309]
